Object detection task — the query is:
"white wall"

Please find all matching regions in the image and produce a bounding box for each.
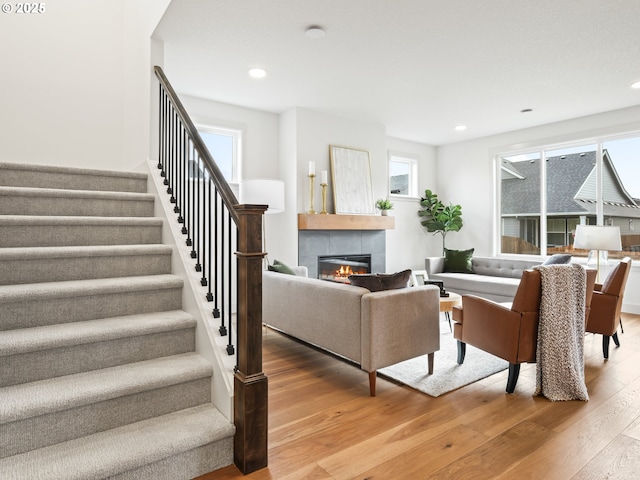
[179,94,280,180]
[385,137,439,272]
[437,105,640,313]
[1,0,170,171]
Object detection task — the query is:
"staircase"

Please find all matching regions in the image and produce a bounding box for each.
[0,162,234,479]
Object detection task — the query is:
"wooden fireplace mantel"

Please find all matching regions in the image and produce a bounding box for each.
[298,213,395,231]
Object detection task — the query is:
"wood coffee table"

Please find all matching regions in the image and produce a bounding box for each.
[439,292,462,331]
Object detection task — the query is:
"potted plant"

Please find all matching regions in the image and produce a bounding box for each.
[418,189,463,253]
[376,198,394,215]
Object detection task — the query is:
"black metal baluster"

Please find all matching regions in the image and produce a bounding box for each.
[212,189,220,318]
[157,87,164,171]
[226,212,234,355]
[181,136,189,235]
[169,111,177,202]
[178,127,186,227]
[219,202,227,336]
[174,124,182,217]
[186,141,194,246]
[206,183,214,301]
[164,105,171,190]
[200,173,208,287]
[194,155,202,270]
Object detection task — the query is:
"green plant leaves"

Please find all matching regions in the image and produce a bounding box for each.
[418,189,463,236]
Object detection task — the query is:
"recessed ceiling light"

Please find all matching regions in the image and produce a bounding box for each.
[305,25,325,38]
[454,125,467,131]
[631,81,640,89]
[248,68,266,79]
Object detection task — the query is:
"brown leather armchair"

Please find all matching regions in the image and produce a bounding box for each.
[586,257,632,359]
[452,268,596,393]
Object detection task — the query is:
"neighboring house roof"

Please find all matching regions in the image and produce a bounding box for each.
[390,174,408,195]
[501,151,640,218]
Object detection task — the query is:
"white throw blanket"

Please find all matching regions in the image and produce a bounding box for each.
[534,264,588,401]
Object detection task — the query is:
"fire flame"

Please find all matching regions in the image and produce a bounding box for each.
[335,265,354,277]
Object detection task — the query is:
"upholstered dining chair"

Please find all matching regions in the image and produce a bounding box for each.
[452,267,596,393]
[586,257,632,359]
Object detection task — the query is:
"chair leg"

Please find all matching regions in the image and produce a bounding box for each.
[613,332,620,347]
[457,341,466,365]
[620,317,624,334]
[602,335,610,359]
[506,364,520,394]
[427,352,434,374]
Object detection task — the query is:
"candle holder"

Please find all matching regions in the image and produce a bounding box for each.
[320,182,328,214]
[307,174,316,214]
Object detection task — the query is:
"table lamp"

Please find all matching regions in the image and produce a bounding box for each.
[573,225,622,282]
[239,179,285,266]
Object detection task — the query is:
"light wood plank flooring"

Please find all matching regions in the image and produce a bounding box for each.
[201,313,640,480]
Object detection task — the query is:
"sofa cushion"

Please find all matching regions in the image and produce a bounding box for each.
[349,269,411,292]
[430,272,521,298]
[542,254,572,265]
[444,248,474,274]
[472,257,539,279]
[267,259,296,275]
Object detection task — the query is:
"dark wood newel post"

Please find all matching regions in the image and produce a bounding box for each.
[234,204,268,474]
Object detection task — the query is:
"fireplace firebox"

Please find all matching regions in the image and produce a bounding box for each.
[318,254,371,283]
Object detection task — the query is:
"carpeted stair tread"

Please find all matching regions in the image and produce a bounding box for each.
[0,310,196,357]
[0,244,171,261]
[0,244,173,284]
[0,215,164,247]
[0,352,212,425]
[0,185,154,202]
[0,274,183,304]
[0,186,155,217]
[0,215,163,227]
[0,404,234,480]
[0,162,148,193]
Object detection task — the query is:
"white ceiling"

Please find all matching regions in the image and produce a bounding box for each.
[153,0,640,146]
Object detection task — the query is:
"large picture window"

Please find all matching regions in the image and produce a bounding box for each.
[498,134,640,261]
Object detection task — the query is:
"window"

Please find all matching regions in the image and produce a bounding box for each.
[498,133,640,261]
[197,125,241,183]
[388,151,418,197]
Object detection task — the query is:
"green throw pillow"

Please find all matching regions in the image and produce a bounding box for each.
[443,248,474,274]
[267,259,296,275]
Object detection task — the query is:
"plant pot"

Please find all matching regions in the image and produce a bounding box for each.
[381,210,388,216]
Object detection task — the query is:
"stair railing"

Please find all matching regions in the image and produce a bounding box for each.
[154,66,268,474]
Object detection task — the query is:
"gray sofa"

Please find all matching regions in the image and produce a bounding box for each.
[425,256,541,303]
[263,268,441,396]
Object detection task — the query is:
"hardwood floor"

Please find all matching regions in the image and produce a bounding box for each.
[200,313,640,480]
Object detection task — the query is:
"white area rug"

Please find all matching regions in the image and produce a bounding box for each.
[378,330,509,397]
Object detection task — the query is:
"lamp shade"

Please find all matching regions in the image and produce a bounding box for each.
[573,225,622,251]
[239,179,285,214]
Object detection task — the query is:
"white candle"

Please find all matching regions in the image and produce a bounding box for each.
[321,170,328,184]
[309,161,315,176]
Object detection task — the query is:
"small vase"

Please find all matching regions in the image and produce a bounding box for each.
[381,210,388,216]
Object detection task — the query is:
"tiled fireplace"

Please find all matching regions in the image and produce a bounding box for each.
[298,230,386,279]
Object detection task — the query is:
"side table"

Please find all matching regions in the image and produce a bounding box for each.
[439,292,462,331]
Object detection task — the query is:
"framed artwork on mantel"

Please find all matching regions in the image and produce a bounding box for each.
[329,145,375,215]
